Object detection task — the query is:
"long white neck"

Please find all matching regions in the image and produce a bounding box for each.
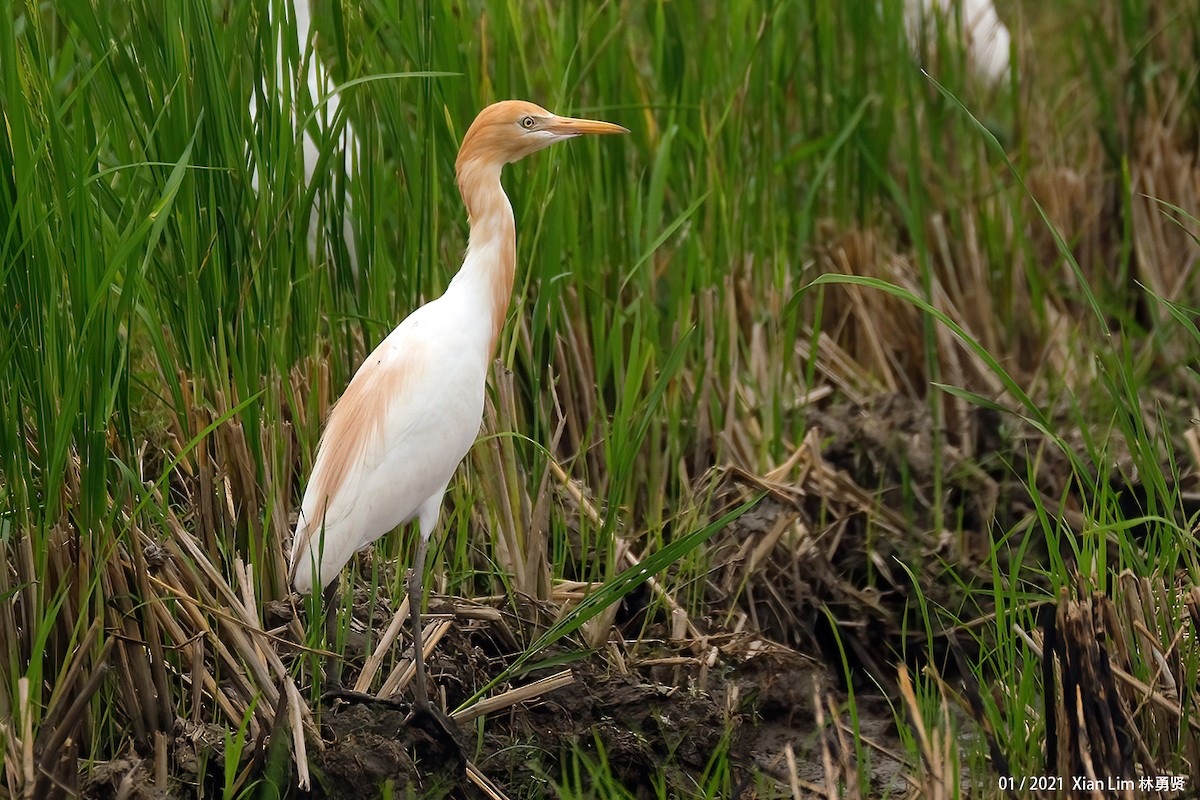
[446,158,517,358]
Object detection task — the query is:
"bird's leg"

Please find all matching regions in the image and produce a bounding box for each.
[408,533,430,712]
[318,574,407,706]
[403,489,463,754]
[322,576,344,691]
[405,527,464,759]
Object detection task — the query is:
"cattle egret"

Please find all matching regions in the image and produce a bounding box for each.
[249,0,359,267]
[290,101,628,710]
[904,0,1012,87]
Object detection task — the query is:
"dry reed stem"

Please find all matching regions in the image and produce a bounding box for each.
[285,680,310,790]
[154,732,167,789]
[834,716,919,793]
[466,759,514,800]
[30,637,112,799]
[783,742,802,799]
[353,596,410,693]
[378,618,452,699]
[548,459,707,650]
[826,694,860,800]
[897,665,949,800]
[812,677,837,800]
[451,669,574,724]
[19,679,32,799]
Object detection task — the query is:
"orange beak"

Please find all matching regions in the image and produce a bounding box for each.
[546,115,630,137]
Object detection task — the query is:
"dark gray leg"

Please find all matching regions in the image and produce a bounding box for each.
[409,489,447,712]
[322,576,343,690]
[405,527,462,758]
[408,533,430,711]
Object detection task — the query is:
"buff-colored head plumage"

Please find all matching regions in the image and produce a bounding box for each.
[455,100,628,177]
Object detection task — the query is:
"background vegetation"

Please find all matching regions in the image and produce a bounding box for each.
[1,0,1197,796]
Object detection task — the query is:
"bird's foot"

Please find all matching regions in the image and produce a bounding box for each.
[320,687,408,709]
[408,701,466,768]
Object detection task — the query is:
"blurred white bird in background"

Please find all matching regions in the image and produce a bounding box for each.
[904,0,1012,87]
[249,0,359,267]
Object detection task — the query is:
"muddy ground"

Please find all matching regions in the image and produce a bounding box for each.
[83,394,1191,798]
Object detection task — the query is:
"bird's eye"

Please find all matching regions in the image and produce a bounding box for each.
[521,116,536,129]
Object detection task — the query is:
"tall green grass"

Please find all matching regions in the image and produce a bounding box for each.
[2,0,1198,795]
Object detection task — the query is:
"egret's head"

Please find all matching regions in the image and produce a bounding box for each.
[456,100,628,174]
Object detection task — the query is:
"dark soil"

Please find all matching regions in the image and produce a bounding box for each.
[303,635,906,798]
[78,393,974,798]
[82,625,905,799]
[83,391,1189,798]
[306,703,461,797]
